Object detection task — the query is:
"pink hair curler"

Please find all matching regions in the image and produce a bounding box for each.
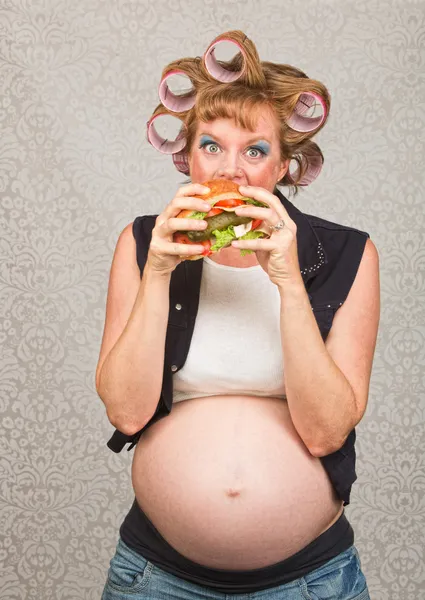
[203,38,246,83]
[287,92,327,133]
[172,129,190,174]
[146,114,187,154]
[158,70,196,113]
[286,148,323,186]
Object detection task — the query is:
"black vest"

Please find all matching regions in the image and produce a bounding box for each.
[106,188,370,506]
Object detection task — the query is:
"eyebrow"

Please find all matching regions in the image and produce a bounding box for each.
[199,132,271,145]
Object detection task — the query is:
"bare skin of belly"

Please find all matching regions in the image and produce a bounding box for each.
[131,395,344,570]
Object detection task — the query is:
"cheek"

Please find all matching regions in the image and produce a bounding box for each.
[189,151,217,179]
[189,158,209,180]
[249,161,281,182]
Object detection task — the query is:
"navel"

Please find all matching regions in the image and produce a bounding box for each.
[225,487,242,498]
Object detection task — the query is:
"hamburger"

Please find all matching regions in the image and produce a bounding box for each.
[173,179,271,260]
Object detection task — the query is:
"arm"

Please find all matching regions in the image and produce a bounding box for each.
[96,224,172,436]
[278,239,380,457]
[97,184,212,438]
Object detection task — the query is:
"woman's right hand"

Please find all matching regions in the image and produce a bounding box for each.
[146,183,212,276]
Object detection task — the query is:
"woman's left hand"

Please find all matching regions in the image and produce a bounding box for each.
[233,184,303,287]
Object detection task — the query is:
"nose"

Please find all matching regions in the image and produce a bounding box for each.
[216,165,244,181]
[216,152,244,181]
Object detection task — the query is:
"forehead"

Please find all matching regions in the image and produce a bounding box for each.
[195,106,280,142]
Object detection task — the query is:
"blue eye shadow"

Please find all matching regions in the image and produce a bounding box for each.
[253,141,270,154]
[199,135,215,145]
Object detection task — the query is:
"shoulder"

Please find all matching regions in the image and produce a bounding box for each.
[303,212,370,239]
[302,211,379,306]
[306,212,378,261]
[133,214,158,235]
[131,214,159,244]
[304,212,376,264]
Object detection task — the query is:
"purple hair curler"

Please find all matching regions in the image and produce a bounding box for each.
[158,70,196,113]
[287,92,327,133]
[203,38,246,83]
[286,147,323,186]
[146,114,187,154]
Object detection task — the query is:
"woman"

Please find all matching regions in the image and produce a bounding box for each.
[96,30,379,599]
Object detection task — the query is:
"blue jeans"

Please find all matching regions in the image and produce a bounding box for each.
[101,537,371,599]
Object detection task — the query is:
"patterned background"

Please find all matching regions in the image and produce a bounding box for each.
[0,0,423,598]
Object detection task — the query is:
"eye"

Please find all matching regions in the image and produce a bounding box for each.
[198,140,267,158]
[199,141,220,153]
[246,146,266,158]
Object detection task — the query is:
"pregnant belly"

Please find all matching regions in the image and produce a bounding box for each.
[131,395,344,570]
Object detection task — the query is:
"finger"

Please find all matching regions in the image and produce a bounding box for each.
[175,182,211,198]
[238,185,289,219]
[231,238,276,251]
[234,206,274,221]
[154,240,208,256]
[171,242,207,256]
[159,217,208,237]
[162,196,212,221]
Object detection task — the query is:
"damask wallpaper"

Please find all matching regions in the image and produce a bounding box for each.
[0,0,423,598]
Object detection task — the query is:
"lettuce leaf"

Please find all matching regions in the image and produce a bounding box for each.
[239,196,268,208]
[210,226,236,251]
[210,225,267,254]
[188,211,207,219]
[238,229,267,256]
[241,229,267,240]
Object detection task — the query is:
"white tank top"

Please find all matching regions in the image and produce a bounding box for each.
[172,255,286,403]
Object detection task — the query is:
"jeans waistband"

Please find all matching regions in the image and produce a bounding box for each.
[120,499,355,594]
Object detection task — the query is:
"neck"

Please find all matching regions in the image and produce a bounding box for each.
[207,246,259,268]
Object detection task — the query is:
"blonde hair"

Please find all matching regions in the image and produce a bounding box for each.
[148,30,331,195]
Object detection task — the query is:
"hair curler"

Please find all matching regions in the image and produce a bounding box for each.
[287,92,327,133]
[286,146,323,186]
[203,37,247,83]
[146,113,187,154]
[172,129,190,174]
[158,70,196,113]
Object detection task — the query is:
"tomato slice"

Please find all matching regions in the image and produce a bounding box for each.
[251,219,262,230]
[174,233,211,256]
[200,239,212,256]
[174,233,192,244]
[205,208,224,217]
[214,198,245,208]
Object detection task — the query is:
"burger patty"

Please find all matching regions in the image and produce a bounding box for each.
[186,212,252,242]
